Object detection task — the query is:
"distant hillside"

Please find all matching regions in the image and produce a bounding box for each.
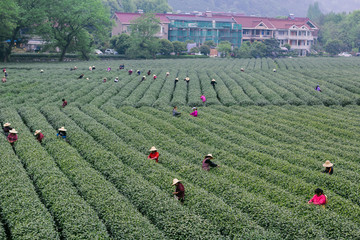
[168,0,360,17]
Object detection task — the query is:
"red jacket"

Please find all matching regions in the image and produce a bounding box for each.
[37,132,44,142]
[7,133,18,143]
[148,152,159,162]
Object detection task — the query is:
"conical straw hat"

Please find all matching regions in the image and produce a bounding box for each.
[172,178,181,185]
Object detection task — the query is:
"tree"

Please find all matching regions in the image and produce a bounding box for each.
[159,39,174,55]
[190,47,199,54]
[110,33,131,54]
[217,41,231,57]
[250,41,267,58]
[283,43,291,51]
[185,40,195,44]
[126,13,161,58]
[134,0,171,13]
[41,0,111,61]
[324,39,344,55]
[102,0,136,15]
[204,40,216,47]
[1,0,47,62]
[199,45,210,55]
[307,2,323,24]
[0,0,19,61]
[263,38,281,56]
[172,41,186,55]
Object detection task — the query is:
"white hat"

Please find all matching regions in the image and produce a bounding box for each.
[40,69,44,72]
[58,127,67,131]
[86,78,89,80]
[9,129,18,134]
[192,107,197,110]
[172,178,181,185]
[34,130,41,135]
[149,146,157,151]
[3,122,11,127]
[211,79,216,82]
[323,160,333,167]
[205,154,213,158]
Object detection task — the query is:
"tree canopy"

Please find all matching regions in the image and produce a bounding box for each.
[0,0,47,62]
[40,0,111,61]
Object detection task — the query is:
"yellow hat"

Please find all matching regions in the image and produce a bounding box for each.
[172,178,181,185]
[3,122,11,127]
[34,130,41,135]
[58,127,67,131]
[149,146,157,151]
[323,160,333,167]
[9,129,18,134]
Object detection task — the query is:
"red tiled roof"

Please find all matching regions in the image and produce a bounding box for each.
[233,16,275,29]
[114,12,236,24]
[233,16,317,30]
[114,12,170,24]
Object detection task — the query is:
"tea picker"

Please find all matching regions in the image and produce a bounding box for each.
[148,146,159,163]
[202,154,220,171]
[172,179,185,203]
[56,127,67,140]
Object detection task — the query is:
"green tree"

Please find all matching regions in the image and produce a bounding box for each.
[204,40,216,47]
[159,39,174,55]
[1,0,47,62]
[283,43,291,50]
[190,47,199,54]
[307,2,323,24]
[185,40,195,44]
[102,0,136,15]
[235,41,252,58]
[217,41,231,57]
[126,13,161,58]
[41,0,111,61]
[263,38,281,56]
[134,0,171,13]
[0,0,19,61]
[110,33,131,54]
[172,41,186,54]
[324,39,344,55]
[199,45,210,55]
[250,41,267,58]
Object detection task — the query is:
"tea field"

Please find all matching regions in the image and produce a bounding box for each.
[0,57,359,239]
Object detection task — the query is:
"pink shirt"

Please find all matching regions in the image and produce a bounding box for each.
[308,194,326,205]
[200,95,206,103]
[190,110,198,117]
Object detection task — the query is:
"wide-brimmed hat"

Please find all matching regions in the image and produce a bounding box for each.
[86,78,89,80]
[58,127,67,131]
[172,178,181,185]
[211,79,216,82]
[9,129,18,134]
[323,160,333,167]
[34,130,41,135]
[40,69,44,72]
[149,146,157,151]
[3,122,11,127]
[192,107,197,110]
[205,154,213,158]
[175,77,178,80]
